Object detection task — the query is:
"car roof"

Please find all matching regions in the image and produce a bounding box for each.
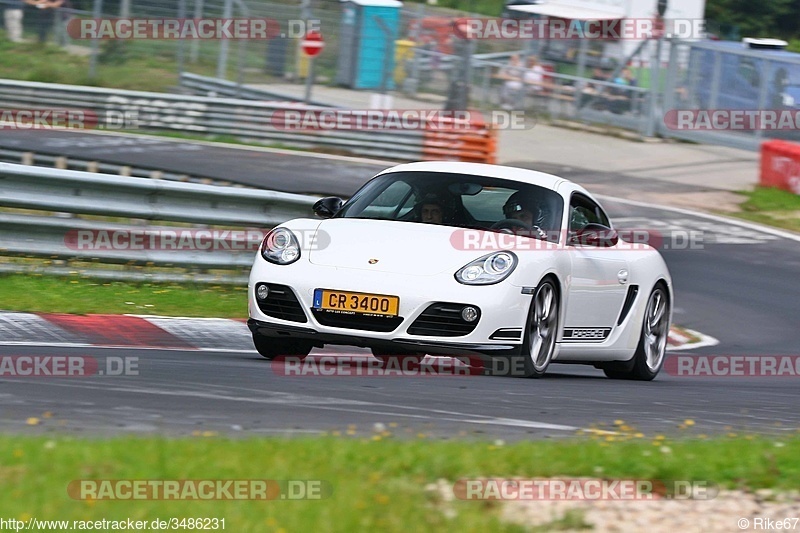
[691,40,800,60]
[377,161,571,192]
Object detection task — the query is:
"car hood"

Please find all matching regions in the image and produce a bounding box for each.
[308,218,472,276]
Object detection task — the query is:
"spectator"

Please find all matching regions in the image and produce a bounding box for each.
[578,67,608,109]
[622,67,638,87]
[2,0,24,43]
[25,0,63,44]
[609,67,637,114]
[499,54,524,110]
[523,56,545,95]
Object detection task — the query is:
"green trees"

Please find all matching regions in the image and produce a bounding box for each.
[705,0,798,40]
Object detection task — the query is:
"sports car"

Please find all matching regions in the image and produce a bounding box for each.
[247,162,672,380]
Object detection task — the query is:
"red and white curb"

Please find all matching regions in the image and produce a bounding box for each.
[0,312,253,352]
[0,312,714,352]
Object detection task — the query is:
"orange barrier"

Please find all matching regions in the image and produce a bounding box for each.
[760,140,800,195]
[422,116,497,164]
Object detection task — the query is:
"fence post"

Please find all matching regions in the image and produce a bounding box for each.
[645,37,663,138]
[88,0,104,79]
[190,0,204,64]
[659,39,680,138]
[216,0,233,79]
[177,0,187,78]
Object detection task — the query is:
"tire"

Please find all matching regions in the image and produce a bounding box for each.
[252,334,312,360]
[603,283,670,381]
[519,279,559,378]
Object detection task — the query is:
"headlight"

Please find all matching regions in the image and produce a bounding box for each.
[455,252,517,285]
[261,228,301,265]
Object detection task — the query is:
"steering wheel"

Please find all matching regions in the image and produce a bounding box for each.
[490,218,532,232]
[490,219,547,239]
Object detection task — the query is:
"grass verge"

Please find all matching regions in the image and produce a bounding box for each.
[0,273,247,318]
[0,39,280,93]
[1,435,798,531]
[734,186,800,233]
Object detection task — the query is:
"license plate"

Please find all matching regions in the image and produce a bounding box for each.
[313,289,399,317]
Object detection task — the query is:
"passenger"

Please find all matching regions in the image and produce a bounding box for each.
[414,192,455,225]
[419,201,443,224]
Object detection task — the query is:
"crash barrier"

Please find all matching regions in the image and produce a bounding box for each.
[0,147,234,186]
[0,79,497,163]
[0,163,318,283]
[179,73,338,108]
[760,140,800,195]
[422,117,497,164]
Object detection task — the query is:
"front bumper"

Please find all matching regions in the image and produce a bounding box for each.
[247,319,520,358]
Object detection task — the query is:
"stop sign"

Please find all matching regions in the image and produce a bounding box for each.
[301,31,324,57]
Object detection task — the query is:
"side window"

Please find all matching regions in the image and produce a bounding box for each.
[569,194,611,232]
[738,58,761,89]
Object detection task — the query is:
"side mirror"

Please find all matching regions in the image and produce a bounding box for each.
[313,197,343,219]
[570,225,619,247]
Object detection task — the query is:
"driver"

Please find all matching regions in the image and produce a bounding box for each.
[502,191,551,231]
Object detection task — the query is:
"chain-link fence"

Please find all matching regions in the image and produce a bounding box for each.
[42,1,800,151]
[659,39,800,149]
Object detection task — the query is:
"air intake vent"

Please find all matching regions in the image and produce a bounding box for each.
[407,303,480,337]
[311,309,403,332]
[255,283,307,323]
[617,285,639,326]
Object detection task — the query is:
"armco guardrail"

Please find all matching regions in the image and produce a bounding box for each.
[0,79,497,163]
[179,73,338,108]
[0,163,318,283]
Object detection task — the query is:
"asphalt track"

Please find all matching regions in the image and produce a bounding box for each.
[1,130,799,439]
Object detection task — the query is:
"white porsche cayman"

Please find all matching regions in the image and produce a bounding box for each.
[248,162,673,380]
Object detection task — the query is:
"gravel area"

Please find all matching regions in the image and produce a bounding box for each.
[427,478,800,532]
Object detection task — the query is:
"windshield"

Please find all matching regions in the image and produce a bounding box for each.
[336,171,564,242]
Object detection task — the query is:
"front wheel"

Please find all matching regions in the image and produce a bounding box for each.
[252,334,312,360]
[519,280,559,378]
[603,283,670,381]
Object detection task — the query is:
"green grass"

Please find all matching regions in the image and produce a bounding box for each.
[0,273,247,317]
[735,186,800,233]
[1,435,799,531]
[0,38,283,92]
[0,40,180,92]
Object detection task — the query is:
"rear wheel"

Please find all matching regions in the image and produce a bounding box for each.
[519,280,559,378]
[603,283,670,381]
[252,334,312,360]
